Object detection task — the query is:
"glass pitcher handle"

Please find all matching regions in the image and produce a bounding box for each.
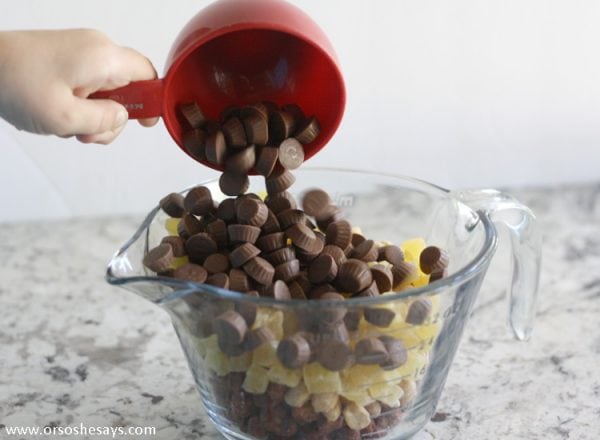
[452,189,542,340]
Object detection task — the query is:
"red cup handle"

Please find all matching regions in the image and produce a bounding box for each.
[89,79,164,119]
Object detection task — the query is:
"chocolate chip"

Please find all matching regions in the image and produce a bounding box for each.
[420,246,449,274]
[378,245,404,266]
[406,298,432,325]
[230,268,251,292]
[222,117,247,148]
[337,259,373,293]
[236,197,268,227]
[391,261,418,287]
[321,245,347,266]
[264,247,296,266]
[379,336,408,370]
[243,256,275,285]
[227,224,261,244]
[182,128,207,161]
[179,102,206,128]
[274,259,301,283]
[261,209,281,234]
[243,326,274,351]
[173,263,207,282]
[159,193,185,218]
[219,171,249,196]
[216,198,237,223]
[364,307,396,327]
[143,243,174,273]
[205,130,227,165]
[326,220,352,249]
[214,310,247,348]
[278,138,305,170]
[256,232,286,253]
[266,169,296,194]
[264,280,291,300]
[308,254,338,284]
[161,235,186,257]
[184,186,213,216]
[206,272,230,289]
[185,233,218,262]
[265,191,297,214]
[277,333,311,369]
[225,145,256,175]
[354,337,389,365]
[317,338,352,371]
[203,253,231,274]
[370,264,394,293]
[294,116,321,144]
[242,112,269,146]
[255,146,279,177]
[351,239,378,262]
[229,242,261,267]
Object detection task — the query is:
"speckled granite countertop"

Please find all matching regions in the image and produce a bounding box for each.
[1,183,599,440]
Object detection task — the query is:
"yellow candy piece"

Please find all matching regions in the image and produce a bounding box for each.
[171,256,189,270]
[257,190,268,201]
[341,364,384,390]
[368,382,404,408]
[340,388,375,407]
[303,363,342,394]
[411,274,430,288]
[323,399,342,422]
[284,382,310,408]
[242,364,269,394]
[251,340,279,368]
[311,392,339,413]
[205,348,232,376]
[253,308,284,340]
[197,334,218,358]
[229,351,253,372]
[401,238,426,265]
[343,402,371,431]
[267,360,302,388]
[400,379,417,407]
[164,218,180,236]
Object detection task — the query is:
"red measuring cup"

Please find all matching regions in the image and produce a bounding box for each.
[92,0,346,171]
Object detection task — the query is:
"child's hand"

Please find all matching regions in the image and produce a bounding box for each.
[0,29,158,144]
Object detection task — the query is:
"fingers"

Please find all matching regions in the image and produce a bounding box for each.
[138,117,160,127]
[117,46,157,83]
[76,121,126,145]
[63,96,128,138]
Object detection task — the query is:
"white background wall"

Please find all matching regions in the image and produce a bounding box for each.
[1,0,600,222]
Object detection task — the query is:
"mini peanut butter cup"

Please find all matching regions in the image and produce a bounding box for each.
[354,337,389,365]
[264,280,291,300]
[203,253,231,275]
[266,169,296,194]
[379,336,408,370]
[429,268,448,282]
[261,209,281,234]
[255,146,279,177]
[364,307,396,328]
[378,245,405,266]
[179,102,206,128]
[214,310,248,346]
[321,245,347,266]
[161,236,186,257]
[205,219,228,248]
[227,224,261,244]
[205,130,227,165]
[288,280,308,300]
[337,259,373,293]
[236,197,268,227]
[182,128,207,161]
[370,264,394,292]
[229,268,251,292]
[326,220,353,249]
[185,233,218,262]
[406,298,432,325]
[222,117,247,148]
[240,103,269,120]
[318,292,347,323]
[281,103,305,126]
[277,209,306,230]
[159,193,185,218]
[225,145,256,175]
[277,333,312,369]
[243,256,275,285]
[301,188,331,217]
[355,280,380,298]
[269,110,295,144]
[391,261,418,287]
[265,246,296,266]
[173,263,207,283]
[143,243,174,273]
[219,172,249,196]
[278,138,305,170]
[256,232,287,253]
[351,232,366,247]
[316,338,351,371]
[184,186,213,216]
[206,272,230,289]
[308,254,338,284]
[286,223,320,253]
[242,112,269,146]
[265,191,297,214]
[243,326,275,351]
[294,116,321,144]
[419,246,449,274]
[351,239,378,262]
[216,198,237,223]
[229,242,261,268]
[274,259,301,283]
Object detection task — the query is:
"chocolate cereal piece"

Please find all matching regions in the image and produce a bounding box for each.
[301,188,331,217]
[226,146,256,175]
[351,239,378,262]
[243,256,275,285]
[159,193,185,218]
[230,243,261,268]
[236,197,268,227]
[143,243,174,273]
[179,102,206,128]
[205,130,227,165]
[173,263,207,283]
[370,264,394,292]
[219,172,249,196]
[326,220,352,249]
[354,337,389,365]
[214,310,248,346]
[308,254,338,284]
[278,138,305,170]
[277,334,312,369]
[378,245,404,266]
[255,146,279,177]
[406,298,432,325]
[161,235,186,257]
[294,116,321,144]
[265,169,296,194]
[364,307,396,327]
[337,259,373,293]
[227,224,261,244]
[419,246,449,274]
[203,253,231,274]
[222,117,247,148]
[184,186,213,216]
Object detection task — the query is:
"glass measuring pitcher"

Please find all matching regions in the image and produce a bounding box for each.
[106,168,541,439]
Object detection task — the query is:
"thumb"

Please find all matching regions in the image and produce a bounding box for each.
[66,97,129,136]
